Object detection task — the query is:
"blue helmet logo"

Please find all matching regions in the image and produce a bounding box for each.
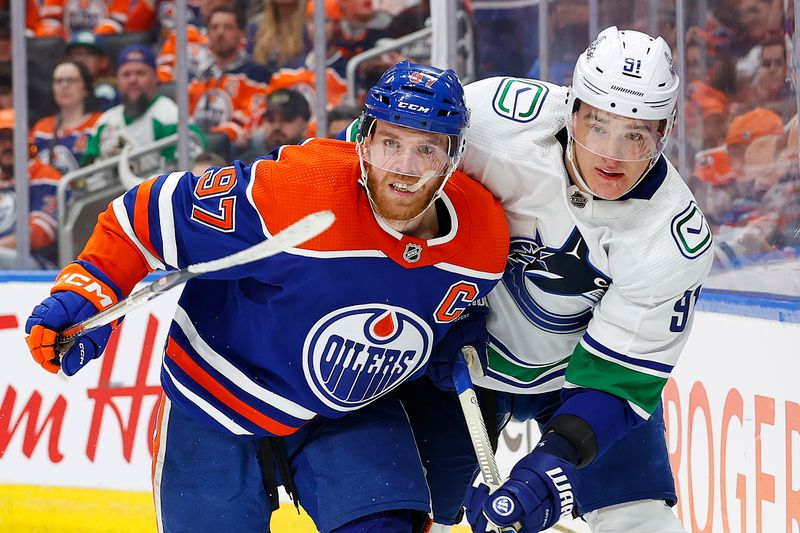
[362,60,470,140]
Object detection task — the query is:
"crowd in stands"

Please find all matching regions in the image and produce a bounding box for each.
[0,0,799,275]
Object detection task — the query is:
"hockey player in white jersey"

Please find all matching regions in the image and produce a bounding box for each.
[418,26,714,533]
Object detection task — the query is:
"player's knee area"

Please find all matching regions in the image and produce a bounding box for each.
[330,510,419,533]
[584,499,687,533]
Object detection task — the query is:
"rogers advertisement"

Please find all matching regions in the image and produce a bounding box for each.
[1,280,799,533]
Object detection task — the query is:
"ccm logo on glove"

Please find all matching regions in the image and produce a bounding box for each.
[545,466,574,517]
[53,266,117,309]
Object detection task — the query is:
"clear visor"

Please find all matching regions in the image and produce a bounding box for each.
[568,106,667,162]
[361,121,454,179]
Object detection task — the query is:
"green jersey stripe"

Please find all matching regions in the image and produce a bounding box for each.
[487,345,568,383]
[565,343,667,414]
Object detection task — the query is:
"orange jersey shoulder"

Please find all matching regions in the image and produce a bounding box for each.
[434,170,509,275]
[248,138,371,252]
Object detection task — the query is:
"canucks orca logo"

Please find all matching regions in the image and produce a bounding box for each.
[503,228,611,334]
[303,304,433,411]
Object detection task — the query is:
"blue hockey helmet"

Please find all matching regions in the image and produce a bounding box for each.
[360,60,470,149]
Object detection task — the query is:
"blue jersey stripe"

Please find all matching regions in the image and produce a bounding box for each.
[583,333,674,374]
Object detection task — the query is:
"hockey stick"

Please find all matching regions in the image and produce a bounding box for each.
[53,210,336,360]
[453,346,520,533]
[454,346,579,533]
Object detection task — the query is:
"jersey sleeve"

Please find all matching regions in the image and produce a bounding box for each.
[554,205,713,459]
[28,163,61,250]
[563,220,714,422]
[78,159,276,295]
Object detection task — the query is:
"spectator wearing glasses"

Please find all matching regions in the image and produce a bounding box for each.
[64,31,118,111]
[30,60,102,176]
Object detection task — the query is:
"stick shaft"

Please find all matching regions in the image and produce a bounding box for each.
[454,347,519,533]
[55,210,335,356]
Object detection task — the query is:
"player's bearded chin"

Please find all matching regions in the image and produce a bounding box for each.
[367,167,438,223]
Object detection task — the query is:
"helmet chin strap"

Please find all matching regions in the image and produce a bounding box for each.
[565,135,659,199]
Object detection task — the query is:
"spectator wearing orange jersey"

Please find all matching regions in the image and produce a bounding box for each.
[238,88,310,162]
[0,109,63,269]
[157,24,212,82]
[35,0,155,38]
[189,6,273,148]
[30,60,103,176]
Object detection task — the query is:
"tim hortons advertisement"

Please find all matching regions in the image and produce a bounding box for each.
[1,281,799,533]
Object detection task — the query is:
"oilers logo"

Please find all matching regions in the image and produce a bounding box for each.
[303,304,433,411]
[503,228,611,334]
[65,0,106,34]
[193,89,234,130]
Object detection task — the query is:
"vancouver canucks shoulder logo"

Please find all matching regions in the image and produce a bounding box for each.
[671,201,712,259]
[492,78,549,123]
[502,228,611,334]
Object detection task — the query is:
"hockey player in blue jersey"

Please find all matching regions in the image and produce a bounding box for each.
[413,27,715,532]
[24,61,509,532]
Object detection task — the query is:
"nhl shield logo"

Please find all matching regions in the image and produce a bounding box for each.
[403,243,422,263]
[570,191,588,208]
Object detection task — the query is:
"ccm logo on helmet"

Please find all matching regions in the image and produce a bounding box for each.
[397,101,431,113]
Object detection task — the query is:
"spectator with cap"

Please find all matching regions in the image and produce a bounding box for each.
[30,60,103,176]
[64,31,118,110]
[326,104,361,138]
[238,88,310,162]
[84,44,206,188]
[726,107,784,178]
[0,108,63,270]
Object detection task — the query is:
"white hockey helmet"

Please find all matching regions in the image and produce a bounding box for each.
[565,26,680,195]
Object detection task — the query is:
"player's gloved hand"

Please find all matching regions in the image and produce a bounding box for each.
[465,438,579,533]
[25,262,121,376]
[425,299,489,391]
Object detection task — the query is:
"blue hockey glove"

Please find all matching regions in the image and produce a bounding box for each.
[425,299,489,391]
[465,438,579,532]
[25,262,121,376]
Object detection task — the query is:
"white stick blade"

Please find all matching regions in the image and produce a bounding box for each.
[188,210,335,274]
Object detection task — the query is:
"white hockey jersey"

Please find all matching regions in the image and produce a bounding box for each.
[463,77,714,418]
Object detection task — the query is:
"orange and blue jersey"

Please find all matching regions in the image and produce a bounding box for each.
[30,113,102,176]
[77,138,509,436]
[0,158,62,265]
[36,0,154,37]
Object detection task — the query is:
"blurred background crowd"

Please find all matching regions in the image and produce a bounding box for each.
[0,0,799,296]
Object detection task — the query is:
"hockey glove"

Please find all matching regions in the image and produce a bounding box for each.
[465,434,579,533]
[25,262,121,376]
[425,299,489,391]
